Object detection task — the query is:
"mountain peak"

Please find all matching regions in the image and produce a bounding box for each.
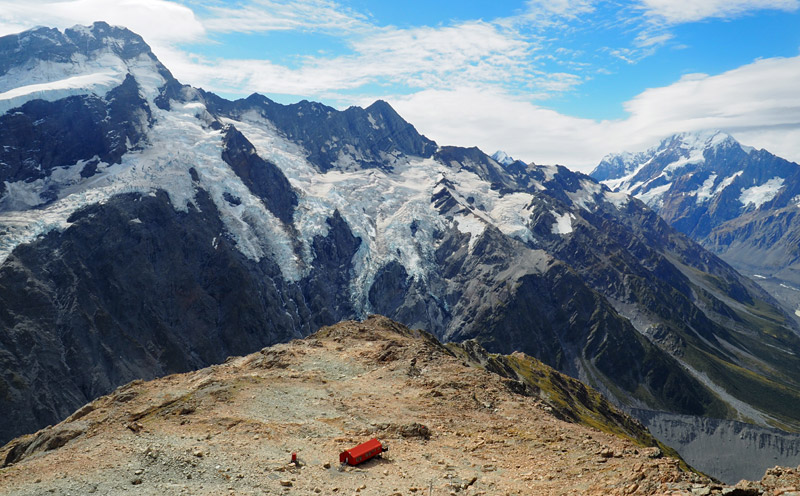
[3,22,152,69]
[365,99,394,112]
[363,99,416,131]
[591,127,799,240]
[590,129,748,183]
[492,150,515,166]
[661,129,738,152]
[0,22,174,114]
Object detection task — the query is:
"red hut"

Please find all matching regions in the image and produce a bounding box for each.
[339,438,386,466]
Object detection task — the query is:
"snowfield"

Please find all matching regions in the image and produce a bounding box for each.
[0,32,628,315]
[596,130,780,213]
[225,111,537,306]
[0,50,165,113]
[0,76,548,313]
[739,177,784,208]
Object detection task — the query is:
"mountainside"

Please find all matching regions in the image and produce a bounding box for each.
[2,22,800,454]
[0,317,760,495]
[591,131,800,323]
[632,409,800,484]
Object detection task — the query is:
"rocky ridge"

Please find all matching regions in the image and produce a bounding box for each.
[6,316,799,496]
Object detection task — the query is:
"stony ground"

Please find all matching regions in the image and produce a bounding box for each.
[1,316,799,496]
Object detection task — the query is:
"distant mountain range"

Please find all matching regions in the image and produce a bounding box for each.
[1,21,800,461]
[592,130,800,324]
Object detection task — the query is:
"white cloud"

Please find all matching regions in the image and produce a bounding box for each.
[0,0,205,44]
[161,20,579,100]
[640,0,799,23]
[621,55,800,137]
[601,0,799,65]
[521,0,595,24]
[389,54,800,172]
[201,0,370,34]
[345,22,535,88]
[635,32,673,48]
[390,87,609,168]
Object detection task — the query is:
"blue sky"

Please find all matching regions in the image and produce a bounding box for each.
[1,0,799,170]
[190,1,800,120]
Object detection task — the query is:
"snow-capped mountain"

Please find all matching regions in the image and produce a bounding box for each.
[491,150,515,166]
[591,131,800,322]
[2,23,800,448]
[591,131,796,234]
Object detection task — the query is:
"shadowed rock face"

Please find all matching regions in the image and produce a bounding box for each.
[300,210,362,330]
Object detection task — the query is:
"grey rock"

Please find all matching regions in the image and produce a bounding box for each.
[635,409,800,484]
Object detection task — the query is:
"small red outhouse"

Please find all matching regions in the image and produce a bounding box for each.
[339,438,386,466]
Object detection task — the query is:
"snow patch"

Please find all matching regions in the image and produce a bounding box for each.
[0,50,165,114]
[0,101,300,280]
[603,190,629,209]
[637,183,672,207]
[539,164,559,182]
[739,177,784,208]
[366,113,381,130]
[551,211,574,235]
[453,214,486,249]
[488,192,535,242]
[693,174,718,204]
[566,179,601,211]
[715,171,743,195]
[0,71,123,113]
[663,147,704,177]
